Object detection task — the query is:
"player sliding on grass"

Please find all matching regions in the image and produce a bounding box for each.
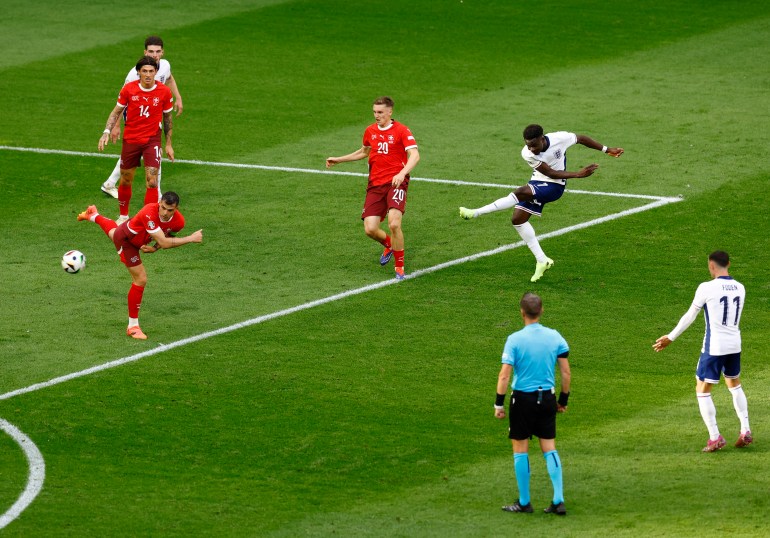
[77,191,202,340]
[459,124,623,282]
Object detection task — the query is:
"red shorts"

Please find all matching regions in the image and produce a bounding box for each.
[112,223,142,267]
[120,134,162,170]
[361,178,409,220]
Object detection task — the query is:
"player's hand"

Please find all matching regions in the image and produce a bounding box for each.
[392,173,406,188]
[653,335,671,352]
[165,144,175,162]
[325,158,339,168]
[98,133,109,151]
[140,244,158,253]
[607,147,624,158]
[189,229,203,243]
[576,164,599,178]
[110,124,121,143]
[557,404,567,413]
[494,408,506,419]
[174,99,184,116]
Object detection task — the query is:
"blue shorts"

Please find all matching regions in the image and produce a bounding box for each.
[696,352,741,384]
[516,181,565,217]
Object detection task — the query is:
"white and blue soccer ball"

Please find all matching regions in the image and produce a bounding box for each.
[61,250,86,273]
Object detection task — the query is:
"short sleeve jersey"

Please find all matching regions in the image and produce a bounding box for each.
[502,323,570,392]
[362,120,418,187]
[117,80,174,144]
[125,203,185,248]
[520,131,578,186]
[691,276,745,355]
[124,59,172,85]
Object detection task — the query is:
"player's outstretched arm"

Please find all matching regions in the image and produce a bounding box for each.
[576,134,624,158]
[154,229,203,249]
[326,146,370,168]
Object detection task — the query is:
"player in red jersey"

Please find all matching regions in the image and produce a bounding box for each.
[77,191,203,340]
[326,96,420,280]
[98,56,174,224]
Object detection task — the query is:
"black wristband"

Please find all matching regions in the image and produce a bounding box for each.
[558,391,570,407]
[495,393,506,407]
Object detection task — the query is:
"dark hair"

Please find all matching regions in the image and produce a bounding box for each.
[144,36,164,49]
[709,250,730,268]
[523,124,544,140]
[520,292,543,319]
[135,55,159,73]
[373,96,395,108]
[161,191,180,206]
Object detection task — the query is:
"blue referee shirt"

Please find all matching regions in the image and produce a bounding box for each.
[502,323,569,392]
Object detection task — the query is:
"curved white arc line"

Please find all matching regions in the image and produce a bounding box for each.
[0,419,46,529]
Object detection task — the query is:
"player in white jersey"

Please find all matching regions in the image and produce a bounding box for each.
[653,251,752,452]
[100,36,184,214]
[459,124,623,282]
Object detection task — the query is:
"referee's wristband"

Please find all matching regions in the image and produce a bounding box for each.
[495,393,505,407]
[601,145,608,153]
[558,391,570,407]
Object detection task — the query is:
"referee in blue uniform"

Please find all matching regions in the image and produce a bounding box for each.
[495,292,571,515]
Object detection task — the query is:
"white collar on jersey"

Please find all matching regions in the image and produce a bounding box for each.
[139,83,158,92]
[377,121,394,131]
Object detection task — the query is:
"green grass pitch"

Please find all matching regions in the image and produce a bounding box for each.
[1,1,769,535]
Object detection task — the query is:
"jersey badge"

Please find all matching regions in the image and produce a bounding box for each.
[554,149,562,159]
[152,97,160,106]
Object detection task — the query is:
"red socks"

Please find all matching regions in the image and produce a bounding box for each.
[94,215,117,236]
[380,235,392,249]
[144,185,160,206]
[127,283,145,319]
[394,250,405,268]
[118,184,132,217]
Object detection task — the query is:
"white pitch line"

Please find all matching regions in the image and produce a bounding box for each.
[0,145,678,202]
[0,195,679,403]
[0,420,46,530]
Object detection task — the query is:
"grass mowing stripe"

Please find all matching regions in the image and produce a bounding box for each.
[0,145,673,201]
[0,196,679,403]
[0,420,45,530]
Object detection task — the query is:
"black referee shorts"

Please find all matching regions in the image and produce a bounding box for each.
[508,389,557,440]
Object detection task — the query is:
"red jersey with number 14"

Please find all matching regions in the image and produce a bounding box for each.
[117,80,174,145]
[362,120,418,187]
[126,203,185,248]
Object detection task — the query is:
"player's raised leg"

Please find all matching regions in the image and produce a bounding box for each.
[460,192,519,220]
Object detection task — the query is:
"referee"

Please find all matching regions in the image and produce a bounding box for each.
[495,292,571,515]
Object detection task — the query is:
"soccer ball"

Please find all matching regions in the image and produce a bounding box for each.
[61,250,86,273]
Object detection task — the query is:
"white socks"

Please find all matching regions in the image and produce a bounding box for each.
[104,159,121,189]
[474,193,519,216]
[729,384,750,433]
[514,221,548,263]
[697,392,720,440]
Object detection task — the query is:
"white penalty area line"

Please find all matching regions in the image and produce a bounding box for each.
[0,420,45,530]
[0,145,678,203]
[0,195,680,403]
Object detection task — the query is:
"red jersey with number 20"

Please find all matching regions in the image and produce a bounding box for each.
[126,203,185,248]
[117,80,174,144]
[362,120,417,187]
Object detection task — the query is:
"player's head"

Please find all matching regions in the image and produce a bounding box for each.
[158,191,180,222]
[144,36,165,61]
[372,96,394,127]
[708,250,730,275]
[519,292,543,321]
[135,56,159,87]
[523,124,546,154]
